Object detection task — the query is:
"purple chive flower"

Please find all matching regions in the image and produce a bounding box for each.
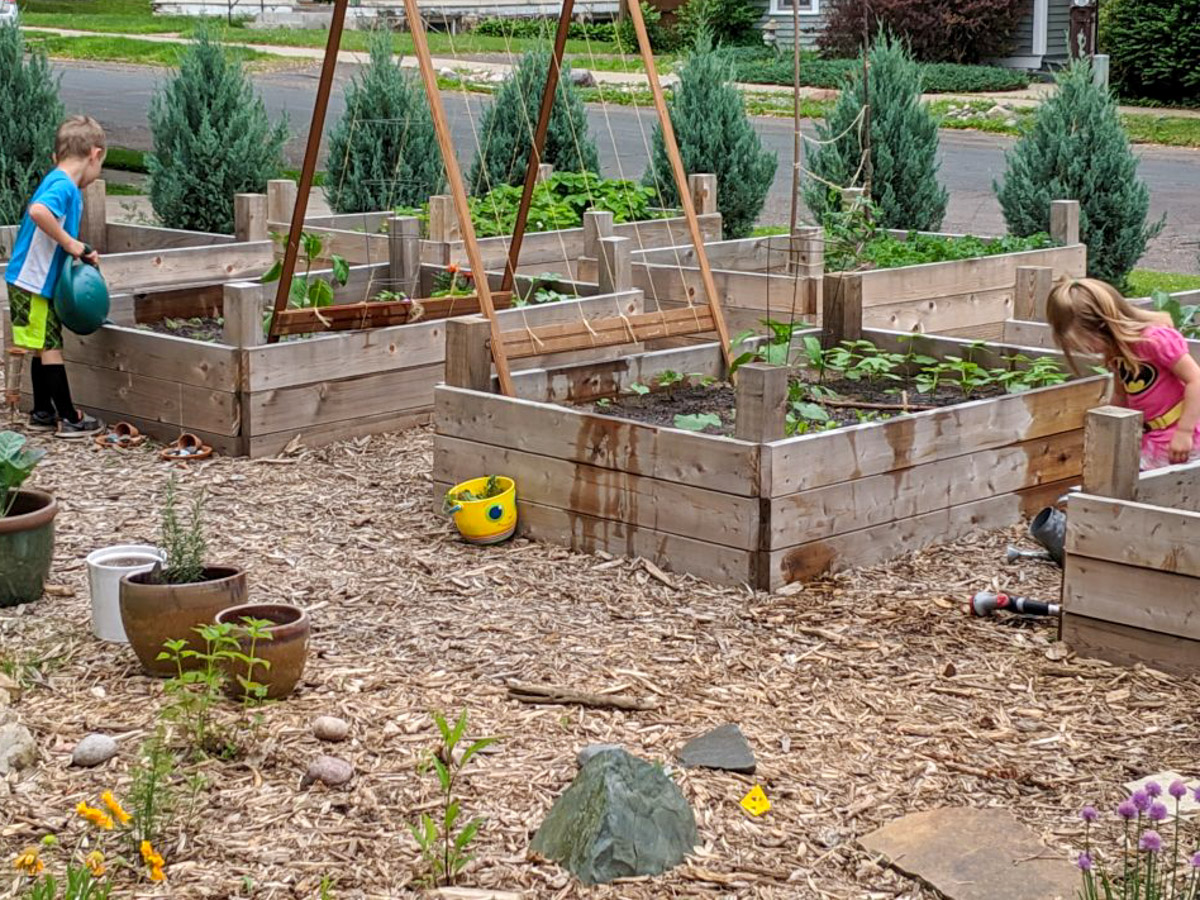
[1191,852,1200,869]
[1193,786,1200,803]
[1080,805,1099,823]
[1140,831,1163,853]
[1170,780,1189,800]
[1133,789,1152,812]
[1146,782,1163,798]
[1077,851,1093,872]
[1150,802,1169,822]
[1118,800,1139,820]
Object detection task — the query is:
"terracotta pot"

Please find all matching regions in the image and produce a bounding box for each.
[0,489,58,608]
[119,567,247,676]
[215,603,309,700]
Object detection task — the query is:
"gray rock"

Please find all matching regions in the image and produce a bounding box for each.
[569,68,597,89]
[301,755,354,788]
[313,716,350,743]
[576,743,622,767]
[531,748,697,885]
[0,721,36,774]
[71,733,118,768]
[678,723,756,774]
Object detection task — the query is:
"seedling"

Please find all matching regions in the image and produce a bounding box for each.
[628,382,650,396]
[442,476,504,514]
[656,370,686,389]
[674,413,721,432]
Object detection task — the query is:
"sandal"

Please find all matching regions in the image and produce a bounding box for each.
[94,422,146,450]
[159,432,213,462]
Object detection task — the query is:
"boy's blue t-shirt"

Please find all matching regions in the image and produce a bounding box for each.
[5,169,84,298]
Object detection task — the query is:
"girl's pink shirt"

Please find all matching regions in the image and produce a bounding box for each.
[1119,325,1200,464]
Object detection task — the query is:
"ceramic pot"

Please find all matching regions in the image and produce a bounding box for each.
[119,566,247,676]
[0,489,57,608]
[215,603,309,700]
[86,545,165,643]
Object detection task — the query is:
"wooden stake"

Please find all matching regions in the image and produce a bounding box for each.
[735,362,788,442]
[388,215,421,297]
[265,0,349,343]
[404,0,514,396]
[234,193,268,243]
[445,315,494,392]
[582,210,614,261]
[428,195,460,244]
[597,235,632,294]
[625,0,733,369]
[499,0,576,295]
[1083,406,1142,500]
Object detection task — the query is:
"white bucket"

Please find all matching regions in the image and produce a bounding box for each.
[85,545,165,643]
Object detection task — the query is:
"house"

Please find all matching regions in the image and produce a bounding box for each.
[751,0,1076,70]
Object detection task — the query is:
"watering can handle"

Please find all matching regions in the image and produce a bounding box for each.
[446,504,463,515]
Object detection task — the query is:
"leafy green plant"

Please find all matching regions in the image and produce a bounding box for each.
[1150,288,1200,338]
[628,382,651,396]
[615,1,679,52]
[127,728,176,851]
[410,710,499,888]
[158,624,241,759]
[0,431,47,517]
[473,172,660,238]
[1101,0,1200,105]
[261,231,350,314]
[513,273,575,308]
[645,33,776,238]
[674,0,761,49]
[674,412,722,432]
[656,370,686,389]
[785,401,832,436]
[227,616,273,709]
[0,24,63,227]
[147,26,287,233]
[729,319,806,375]
[939,356,994,399]
[442,475,504,514]
[993,354,1069,393]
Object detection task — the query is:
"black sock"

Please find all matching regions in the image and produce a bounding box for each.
[43,364,80,423]
[30,357,54,415]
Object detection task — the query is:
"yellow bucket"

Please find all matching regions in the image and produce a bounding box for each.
[444,476,518,545]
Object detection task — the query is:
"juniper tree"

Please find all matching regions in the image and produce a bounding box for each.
[467,49,599,195]
[643,34,776,239]
[0,25,64,227]
[324,30,444,213]
[804,32,947,232]
[147,28,287,234]
[995,58,1162,289]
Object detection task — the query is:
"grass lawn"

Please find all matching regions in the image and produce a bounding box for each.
[24,32,277,65]
[1126,269,1200,298]
[105,181,145,195]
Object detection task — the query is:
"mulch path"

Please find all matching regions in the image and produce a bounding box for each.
[1,415,1197,899]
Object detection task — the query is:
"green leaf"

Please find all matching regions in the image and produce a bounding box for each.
[260,260,283,284]
[628,382,650,396]
[301,231,324,260]
[309,279,335,308]
[459,736,500,768]
[792,401,830,422]
[444,799,460,832]
[453,817,483,851]
[331,254,350,286]
[431,755,451,792]
[674,413,721,431]
[449,708,468,749]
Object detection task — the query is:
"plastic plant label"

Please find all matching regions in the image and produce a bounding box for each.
[740,785,771,816]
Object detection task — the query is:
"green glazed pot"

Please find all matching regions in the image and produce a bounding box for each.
[0,489,58,607]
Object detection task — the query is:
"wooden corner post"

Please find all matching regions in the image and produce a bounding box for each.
[1082,406,1142,500]
[688,173,717,216]
[388,215,421,297]
[235,193,269,243]
[735,362,788,442]
[222,282,265,348]
[404,0,514,395]
[445,315,494,392]
[1014,265,1054,322]
[822,272,863,347]
[597,236,632,295]
[1050,200,1081,246]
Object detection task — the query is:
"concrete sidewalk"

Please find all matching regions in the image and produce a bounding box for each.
[25,25,1200,119]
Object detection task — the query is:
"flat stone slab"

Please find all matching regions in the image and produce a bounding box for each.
[1125,773,1200,819]
[859,807,1077,900]
[678,724,756,775]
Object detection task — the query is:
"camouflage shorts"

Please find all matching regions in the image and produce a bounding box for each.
[8,283,63,351]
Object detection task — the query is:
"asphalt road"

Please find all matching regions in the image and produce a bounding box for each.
[58,60,1200,273]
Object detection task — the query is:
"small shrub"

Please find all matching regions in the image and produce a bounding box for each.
[615,2,680,53]
[995,58,1163,289]
[674,0,761,49]
[804,33,948,232]
[645,35,776,238]
[467,49,599,195]
[472,17,618,42]
[0,25,64,227]
[147,27,287,233]
[1101,0,1200,105]
[819,0,1027,64]
[324,29,444,212]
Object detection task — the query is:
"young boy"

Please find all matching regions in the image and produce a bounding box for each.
[5,115,106,438]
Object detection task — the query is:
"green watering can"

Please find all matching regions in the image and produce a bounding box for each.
[54,248,110,336]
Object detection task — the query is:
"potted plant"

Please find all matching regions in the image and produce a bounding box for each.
[119,478,246,676]
[0,431,54,607]
[442,475,517,545]
[214,603,310,700]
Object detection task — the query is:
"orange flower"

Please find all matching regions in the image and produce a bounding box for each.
[85,851,106,877]
[12,847,44,876]
[446,264,458,274]
[100,791,132,826]
[76,801,114,831]
[140,840,164,868]
[149,864,166,883]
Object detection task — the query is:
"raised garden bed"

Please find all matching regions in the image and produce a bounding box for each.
[1062,408,1200,677]
[433,326,1109,589]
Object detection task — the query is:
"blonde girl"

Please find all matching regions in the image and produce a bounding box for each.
[1047,278,1200,470]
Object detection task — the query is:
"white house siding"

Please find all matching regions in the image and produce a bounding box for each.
[751,0,826,51]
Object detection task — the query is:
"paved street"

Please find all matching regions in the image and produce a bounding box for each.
[58,60,1200,273]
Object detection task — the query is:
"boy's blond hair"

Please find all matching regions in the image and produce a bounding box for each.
[55,116,107,162]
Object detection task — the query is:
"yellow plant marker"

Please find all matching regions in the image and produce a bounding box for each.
[740,785,771,816]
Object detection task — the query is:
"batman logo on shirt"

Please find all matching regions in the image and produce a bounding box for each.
[1116,359,1157,395]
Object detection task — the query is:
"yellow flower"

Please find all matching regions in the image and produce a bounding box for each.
[99,791,132,826]
[75,801,114,831]
[140,840,164,868]
[85,851,106,878]
[149,864,166,883]
[12,847,44,876]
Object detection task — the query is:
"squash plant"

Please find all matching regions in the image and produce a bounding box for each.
[0,431,46,517]
[261,231,350,312]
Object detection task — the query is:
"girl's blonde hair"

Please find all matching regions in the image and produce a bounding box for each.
[1045,277,1170,374]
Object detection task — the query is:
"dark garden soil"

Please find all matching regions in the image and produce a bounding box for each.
[139,316,224,343]
[590,375,1007,436]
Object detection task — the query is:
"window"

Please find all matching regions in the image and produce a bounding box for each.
[768,0,820,15]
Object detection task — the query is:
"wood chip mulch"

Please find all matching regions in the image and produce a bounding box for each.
[2,420,1198,899]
